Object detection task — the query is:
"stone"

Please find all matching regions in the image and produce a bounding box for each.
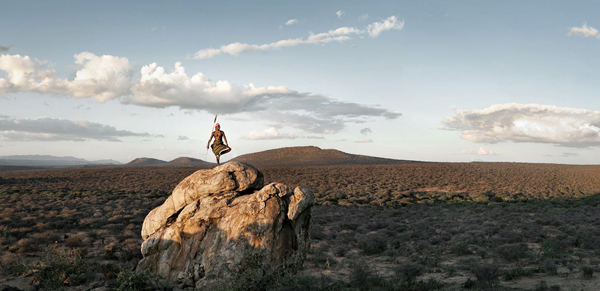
[137,162,313,288]
[142,162,264,240]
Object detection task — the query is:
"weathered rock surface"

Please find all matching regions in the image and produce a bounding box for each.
[141,162,264,240]
[137,162,313,288]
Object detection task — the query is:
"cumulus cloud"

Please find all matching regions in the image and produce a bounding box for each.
[69,52,134,102]
[356,138,373,143]
[286,19,299,26]
[0,52,133,102]
[360,127,372,135]
[444,103,600,147]
[461,147,495,155]
[243,127,301,140]
[124,61,400,133]
[336,10,345,19]
[193,15,403,59]
[0,117,149,141]
[568,23,599,38]
[1,53,401,135]
[359,14,369,20]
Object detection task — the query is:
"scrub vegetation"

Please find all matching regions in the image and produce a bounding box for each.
[1,162,600,290]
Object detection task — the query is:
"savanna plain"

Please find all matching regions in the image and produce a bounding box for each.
[2,161,600,290]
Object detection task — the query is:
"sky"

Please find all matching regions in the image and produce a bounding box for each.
[1,0,600,164]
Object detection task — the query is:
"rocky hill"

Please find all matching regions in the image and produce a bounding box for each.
[125,157,167,166]
[163,157,210,166]
[231,146,417,167]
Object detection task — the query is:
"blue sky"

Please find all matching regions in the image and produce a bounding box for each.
[1,0,600,164]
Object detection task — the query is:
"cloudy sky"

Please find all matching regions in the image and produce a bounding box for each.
[1,0,600,164]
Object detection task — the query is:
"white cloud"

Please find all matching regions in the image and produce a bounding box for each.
[356,138,373,143]
[0,52,133,102]
[359,14,369,21]
[367,16,404,37]
[286,19,299,26]
[191,48,222,59]
[1,53,401,135]
[243,127,301,140]
[336,10,345,19]
[69,52,134,102]
[444,103,600,147]
[568,23,599,38]
[193,15,403,59]
[461,147,494,155]
[0,117,149,141]
[562,152,578,157]
[0,113,8,119]
[177,135,189,140]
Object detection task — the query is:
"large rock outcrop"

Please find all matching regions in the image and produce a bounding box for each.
[137,162,314,288]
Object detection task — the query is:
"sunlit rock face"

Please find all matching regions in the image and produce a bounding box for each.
[137,162,313,288]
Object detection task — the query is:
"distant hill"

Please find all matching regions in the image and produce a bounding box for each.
[164,157,211,166]
[230,146,418,167]
[125,157,167,166]
[0,155,122,167]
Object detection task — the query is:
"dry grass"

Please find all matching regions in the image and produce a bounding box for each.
[2,162,600,289]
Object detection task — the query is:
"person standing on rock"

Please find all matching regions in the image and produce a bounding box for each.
[207,123,231,165]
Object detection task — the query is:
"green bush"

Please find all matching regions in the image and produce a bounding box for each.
[32,246,90,290]
[115,271,156,291]
[541,241,557,257]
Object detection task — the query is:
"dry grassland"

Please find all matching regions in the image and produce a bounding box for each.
[1,162,600,290]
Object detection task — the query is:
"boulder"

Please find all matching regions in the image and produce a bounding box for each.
[141,162,264,240]
[137,162,313,288]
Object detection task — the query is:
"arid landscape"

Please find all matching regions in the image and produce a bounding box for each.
[2,147,600,290]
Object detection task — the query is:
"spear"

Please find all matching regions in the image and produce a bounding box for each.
[205,114,218,161]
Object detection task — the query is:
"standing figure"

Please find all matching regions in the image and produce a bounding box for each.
[207,123,231,165]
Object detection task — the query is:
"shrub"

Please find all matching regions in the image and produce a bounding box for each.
[504,267,535,281]
[535,280,561,291]
[581,265,594,279]
[496,243,528,261]
[573,236,582,248]
[219,247,306,291]
[115,271,158,291]
[0,252,27,276]
[332,245,347,257]
[470,262,502,289]
[348,258,381,291]
[394,262,424,284]
[357,233,388,255]
[32,246,90,290]
[541,241,557,257]
[64,235,83,248]
[542,258,557,275]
